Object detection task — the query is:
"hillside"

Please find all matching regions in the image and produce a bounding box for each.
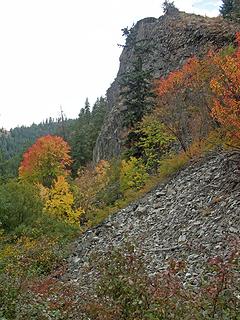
[1,4,240,319]
[0,96,107,180]
[93,11,239,162]
[68,151,240,289]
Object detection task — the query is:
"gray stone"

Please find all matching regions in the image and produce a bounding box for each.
[66,152,240,295]
[136,205,147,214]
[93,13,239,162]
[178,234,187,243]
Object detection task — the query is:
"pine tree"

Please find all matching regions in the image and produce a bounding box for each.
[162,0,179,15]
[220,0,240,21]
[71,99,92,173]
[119,26,156,128]
[84,98,91,124]
[120,53,155,127]
[92,97,107,129]
[70,97,107,175]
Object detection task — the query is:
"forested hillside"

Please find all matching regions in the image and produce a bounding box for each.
[0,119,72,181]
[0,1,240,319]
[0,97,106,181]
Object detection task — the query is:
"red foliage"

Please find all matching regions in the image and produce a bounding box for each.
[155,33,240,149]
[154,55,216,151]
[156,57,200,97]
[211,32,240,141]
[19,135,72,186]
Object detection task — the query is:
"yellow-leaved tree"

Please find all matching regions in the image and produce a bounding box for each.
[74,160,110,213]
[41,176,83,224]
[120,157,148,192]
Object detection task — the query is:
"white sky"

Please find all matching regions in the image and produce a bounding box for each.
[0,0,221,129]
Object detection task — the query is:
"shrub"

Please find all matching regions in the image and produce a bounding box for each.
[120,157,149,192]
[96,159,123,206]
[0,274,22,319]
[210,33,240,146]
[0,180,43,232]
[73,160,110,219]
[82,243,240,320]
[126,115,175,171]
[84,245,152,320]
[40,176,83,225]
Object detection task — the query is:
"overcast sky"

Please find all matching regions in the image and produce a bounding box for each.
[0,0,221,129]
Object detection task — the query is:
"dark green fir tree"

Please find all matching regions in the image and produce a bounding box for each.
[70,97,107,175]
[120,54,156,127]
[162,0,179,15]
[119,27,156,128]
[220,0,240,21]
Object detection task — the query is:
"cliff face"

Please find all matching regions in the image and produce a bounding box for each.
[93,12,239,162]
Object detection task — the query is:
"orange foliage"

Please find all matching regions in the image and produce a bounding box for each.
[210,32,240,142]
[156,57,200,97]
[74,160,110,213]
[19,135,72,187]
[155,56,216,151]
[155,33,240,150]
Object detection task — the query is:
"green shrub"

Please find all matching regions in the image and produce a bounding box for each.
[0,274,21,319]
[84,245,152,320]
[0,180,43,232]
[120,157,149,192]
[126,116,175,171]
[96,159,123,206]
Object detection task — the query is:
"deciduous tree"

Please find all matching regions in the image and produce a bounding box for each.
[19,135,72,187]
[210,33,240,143]
[41,175,82,224]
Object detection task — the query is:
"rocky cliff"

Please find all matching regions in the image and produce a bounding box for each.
[68,151,240,291]
[93,11,239,162]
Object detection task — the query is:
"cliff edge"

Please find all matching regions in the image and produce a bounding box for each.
[93,12,239,162]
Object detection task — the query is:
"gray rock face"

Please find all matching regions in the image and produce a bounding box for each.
[93,12,239,162]
[67,152,240,291]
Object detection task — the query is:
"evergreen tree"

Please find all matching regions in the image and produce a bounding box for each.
[220,0,240,21]
[120,54,155,127]
[92,97,107,129]
[70,97,107,175]
[162,0,179,15]
[119,28,156,128]
[71,99,92,173]
[84,98,91,123]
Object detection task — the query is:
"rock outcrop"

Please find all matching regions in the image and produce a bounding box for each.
[93,12,239,162]
[68,151,240,290]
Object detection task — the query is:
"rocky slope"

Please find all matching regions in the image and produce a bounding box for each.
[93,11,239,162]
[68,151,240,290]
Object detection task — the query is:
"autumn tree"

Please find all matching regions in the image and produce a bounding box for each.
[74,160,110,214]
[41,175,83,224]
[154,56,218,151]
[19,135,72,187]
[210,33,240,143]
[120,157,148,192]
[125,115,176,171]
